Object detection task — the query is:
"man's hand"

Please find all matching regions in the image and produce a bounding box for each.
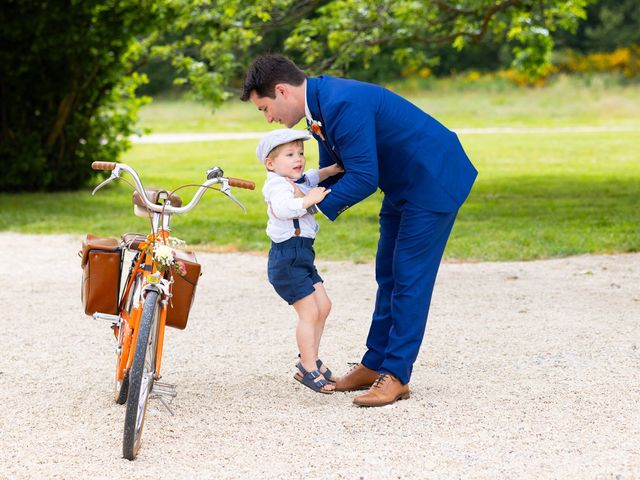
[302,186,331,209]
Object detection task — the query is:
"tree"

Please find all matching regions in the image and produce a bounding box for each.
[282,0,591,78]
[1,0,591,191]
[554,0,640,52]
[156,0,592,103]
[0,0,165,191]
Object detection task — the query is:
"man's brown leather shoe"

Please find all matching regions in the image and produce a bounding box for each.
[353,374,410,407]
[334,364,379,392]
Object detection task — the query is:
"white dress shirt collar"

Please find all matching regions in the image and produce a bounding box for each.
[304,79,312,125]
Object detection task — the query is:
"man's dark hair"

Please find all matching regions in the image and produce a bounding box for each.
[240,54,307,101]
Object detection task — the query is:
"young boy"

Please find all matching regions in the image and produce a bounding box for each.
[257,128,343,394]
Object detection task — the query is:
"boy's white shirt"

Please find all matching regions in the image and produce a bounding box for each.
[262,169,321,243]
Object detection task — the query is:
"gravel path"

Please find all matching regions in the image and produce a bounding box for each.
[1,232,638,479]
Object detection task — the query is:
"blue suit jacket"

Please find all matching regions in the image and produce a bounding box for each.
[307,76,478,220]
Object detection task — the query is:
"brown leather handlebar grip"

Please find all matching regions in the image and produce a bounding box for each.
[91,161,117,170]
[228,177,256,190]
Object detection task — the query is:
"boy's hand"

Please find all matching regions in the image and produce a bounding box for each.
[302,186,331,209]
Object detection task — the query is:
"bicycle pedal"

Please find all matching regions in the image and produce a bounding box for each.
[151,381,177,415]
[92,312,120,327]
[153,381,177,395]
[152,382,177,401]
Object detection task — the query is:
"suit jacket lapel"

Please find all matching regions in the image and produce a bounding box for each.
[306,77,343,167]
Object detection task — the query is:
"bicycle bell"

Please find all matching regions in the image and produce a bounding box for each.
[206,166,224,179]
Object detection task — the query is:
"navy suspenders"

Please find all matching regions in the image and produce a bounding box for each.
[292,175,308,236]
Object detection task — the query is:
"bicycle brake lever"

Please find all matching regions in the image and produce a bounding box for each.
[91,166,122,195]
[92,174,117,195]
[220,182,247,214]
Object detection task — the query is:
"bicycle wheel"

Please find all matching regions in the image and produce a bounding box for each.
[114,269,143,404]
[122,288,161,460]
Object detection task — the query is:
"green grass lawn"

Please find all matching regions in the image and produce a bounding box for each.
[1,75,639,262]
[139,74,640,132]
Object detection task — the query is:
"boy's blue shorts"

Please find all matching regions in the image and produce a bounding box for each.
[268,237,323,305]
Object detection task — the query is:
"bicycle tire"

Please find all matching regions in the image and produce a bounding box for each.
[114,367,129,404]
[122,288,161,460]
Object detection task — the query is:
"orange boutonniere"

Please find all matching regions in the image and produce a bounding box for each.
[309,120,325,141]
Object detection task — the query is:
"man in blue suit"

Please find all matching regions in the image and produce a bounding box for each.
[241,54,477,407]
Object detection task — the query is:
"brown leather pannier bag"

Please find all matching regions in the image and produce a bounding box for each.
[81,234,123,315]
[166,250,201,330]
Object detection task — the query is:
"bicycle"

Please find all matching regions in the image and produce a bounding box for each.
[80,161,254,460]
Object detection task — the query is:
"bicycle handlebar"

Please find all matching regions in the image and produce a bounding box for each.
[91,161,255,214]
[92,162,117,171]
[228,177,256,190]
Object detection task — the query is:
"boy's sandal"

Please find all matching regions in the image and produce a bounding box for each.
[316,359,336,383]
[296,354,336,383]
[294,363,335,394]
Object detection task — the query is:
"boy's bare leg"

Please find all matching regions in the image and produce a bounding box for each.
[311,282,332,354]
[292,292,335,390]
[292,294,321,373]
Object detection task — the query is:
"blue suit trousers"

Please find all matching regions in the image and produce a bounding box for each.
[362,197,457,384]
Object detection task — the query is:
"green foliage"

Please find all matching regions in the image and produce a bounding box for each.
[0,0,162,191]
[283,0,590,79]
[555,0,640,52]
[149,0,292,104]
[149,0,592,105]
[0,0,598,193]
[142,0,635,89]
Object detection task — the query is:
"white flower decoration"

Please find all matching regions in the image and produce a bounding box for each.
[154,245,175,268]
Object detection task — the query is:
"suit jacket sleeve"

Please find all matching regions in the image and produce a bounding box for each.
[317,100,379,220]
[317,141,342,188]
